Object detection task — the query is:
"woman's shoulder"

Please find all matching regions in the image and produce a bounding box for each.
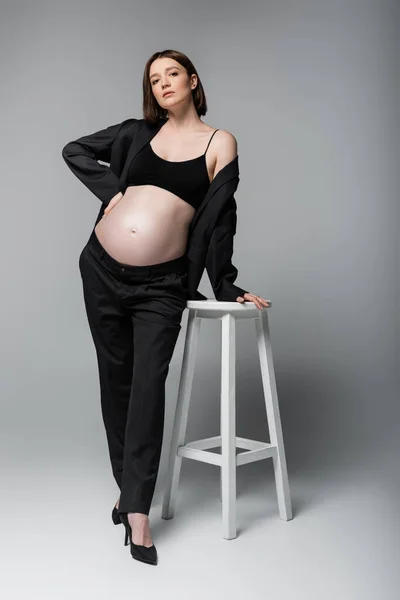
[116,117,146,139]
[210,128,238,173]
[213,128,237,151]
[120,117,142,129]
[201,121,237,147]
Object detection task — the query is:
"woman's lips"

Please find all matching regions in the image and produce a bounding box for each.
[163,92,174,97]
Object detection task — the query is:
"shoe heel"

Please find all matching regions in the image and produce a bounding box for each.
[112,504,122,525]
[120,512,130,546]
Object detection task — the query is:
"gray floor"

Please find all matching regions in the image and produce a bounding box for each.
[2,450,398,600]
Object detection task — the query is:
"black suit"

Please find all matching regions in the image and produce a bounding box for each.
[62,117,248,301]
[62,117,249,515]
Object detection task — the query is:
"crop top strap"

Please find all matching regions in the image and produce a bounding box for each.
[204,129,220,156]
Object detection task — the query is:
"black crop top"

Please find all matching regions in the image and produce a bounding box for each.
[126,129,220,210]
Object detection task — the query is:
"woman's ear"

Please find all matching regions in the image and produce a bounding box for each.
[191,74,198,91]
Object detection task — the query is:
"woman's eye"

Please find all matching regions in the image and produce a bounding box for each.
[151,72,177,85]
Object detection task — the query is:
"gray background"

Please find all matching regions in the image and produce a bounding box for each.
[1,0,399,597]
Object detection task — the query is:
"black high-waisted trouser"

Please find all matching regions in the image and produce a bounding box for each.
[78,230,188,515]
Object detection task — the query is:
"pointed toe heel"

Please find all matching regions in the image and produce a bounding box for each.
[120,513,158,566]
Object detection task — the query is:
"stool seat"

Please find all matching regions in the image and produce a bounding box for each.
[162,299,292,539]
[184,299,273,321]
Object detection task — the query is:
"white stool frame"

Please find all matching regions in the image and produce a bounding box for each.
[161,300,292,539]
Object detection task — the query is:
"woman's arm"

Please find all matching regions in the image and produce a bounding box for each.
[205,198,248,302]
[204,130,246,301]
[205,129,269,308]
[61,120,128,205]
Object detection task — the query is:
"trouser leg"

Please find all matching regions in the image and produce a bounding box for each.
[78,244,134,490]
[79,231,188,515]
[118,314,182,516]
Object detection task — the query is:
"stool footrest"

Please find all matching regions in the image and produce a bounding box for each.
[177,435,277,466]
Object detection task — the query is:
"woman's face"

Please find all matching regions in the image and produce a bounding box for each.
[149,57,196,109]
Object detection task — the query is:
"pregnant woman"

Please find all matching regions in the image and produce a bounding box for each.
[62,48,269,566]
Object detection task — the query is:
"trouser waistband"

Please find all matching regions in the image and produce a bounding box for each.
[88,229,188,277]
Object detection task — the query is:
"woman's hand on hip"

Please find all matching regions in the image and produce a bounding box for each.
[103,192,123,217]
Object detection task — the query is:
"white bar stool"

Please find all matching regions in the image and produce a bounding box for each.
[161,299,292,539]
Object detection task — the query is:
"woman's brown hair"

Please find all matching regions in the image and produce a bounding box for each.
[142,49,208,124]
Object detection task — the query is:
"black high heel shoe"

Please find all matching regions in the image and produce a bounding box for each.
[119,512,158,566]
[112,504,122,525]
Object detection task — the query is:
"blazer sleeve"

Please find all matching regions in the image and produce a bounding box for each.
[205,198,249,302]
[61,121,125,205]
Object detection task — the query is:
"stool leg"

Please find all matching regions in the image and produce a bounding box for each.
[220,313,237,539]
[162,310,201,520]
[255,310,293,520]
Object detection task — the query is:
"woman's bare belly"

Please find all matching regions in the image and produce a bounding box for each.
[94,185,196,266]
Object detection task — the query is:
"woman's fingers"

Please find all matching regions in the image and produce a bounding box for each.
[240,293,269,310]
[103,192,123,217]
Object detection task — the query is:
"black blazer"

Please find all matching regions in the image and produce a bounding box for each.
[62,117,248,302]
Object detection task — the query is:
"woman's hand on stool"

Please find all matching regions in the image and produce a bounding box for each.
[236,292,269,310]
